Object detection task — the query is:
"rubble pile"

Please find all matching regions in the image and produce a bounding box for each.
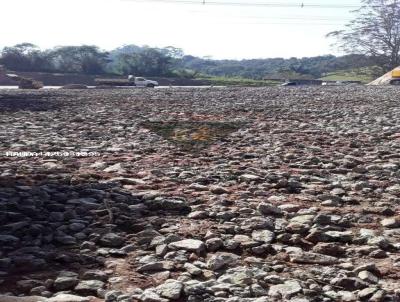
[0,87,400,302]
[18,78,44,90]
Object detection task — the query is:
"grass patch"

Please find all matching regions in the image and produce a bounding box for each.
[141,120,245,150]
[197,76,279,87]
[319,66,380,83]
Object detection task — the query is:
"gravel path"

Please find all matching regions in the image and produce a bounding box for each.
[0,87,400,302]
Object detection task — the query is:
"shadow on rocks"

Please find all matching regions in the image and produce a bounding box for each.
[0,174,190,297]
[0,93,66,112]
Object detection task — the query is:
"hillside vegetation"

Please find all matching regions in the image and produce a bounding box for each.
[0,43,378,81]
[318,66,381,83]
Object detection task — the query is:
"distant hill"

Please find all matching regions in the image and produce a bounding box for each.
[175,54,375,80]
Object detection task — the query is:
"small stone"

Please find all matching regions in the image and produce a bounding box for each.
[367,236,390,249]
[0,235,20,247]
[381,217,400,228]
[290,252,339,265]
[210,185,229,194]
[251,230,275,243]
[187,211,208,219]
[258,202,282,216]
[217,270,253,286]
[331,277,369,290]
[325,230,353,243]
[104,163,125,173]
[188,183,208,191]
[312,242,346,257]
[74,280,105,295]
[55,235,77,245]
[53,276,79,291]
[240,174,261,181]
[140,289,168,302]
[156,244,168,257]
[278,204,301,213]
[99,233,124,248]
[358,287,378,300]
[205,238,223,252]
[353,263,379,275]
[290,215,314,225]
[358,271,379,284]
[338,291,357,301]
[207,252,240,270]
[105,290,123,302]
[184,263,202,276]
[137,261,174,272]
[81,270,108,281]
[146,198,191,213]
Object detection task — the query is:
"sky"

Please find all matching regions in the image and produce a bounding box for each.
[1,0,362,59]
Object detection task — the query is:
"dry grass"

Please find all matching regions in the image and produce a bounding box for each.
[141,120,244,150]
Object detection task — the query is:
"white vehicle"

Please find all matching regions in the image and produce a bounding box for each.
[128,75,159,87]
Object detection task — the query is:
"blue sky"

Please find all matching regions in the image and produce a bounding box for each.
[1,0,362,59]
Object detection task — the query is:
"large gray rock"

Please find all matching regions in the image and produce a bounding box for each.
[268,280,302,298]
[137,261,174,272]
[251,230,275,243]
[140,289,168,302]
[312,242,346,257]
[331,277,369,290]
[98,233,124,247]
[53,276,79,291]
[74,280,105,295]
[381,217,400,228]
[155,280,183,299]
[207,252,240,270]
[289,252,339,265]
[146,198,191,213]
[217,269,253,286]
[184,263,202,275]
[168,239,205,253]
[257,203,282,216]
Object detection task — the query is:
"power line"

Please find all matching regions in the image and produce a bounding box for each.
[123,0,361,9]
[201,15,352,21]
[211,21,346,25]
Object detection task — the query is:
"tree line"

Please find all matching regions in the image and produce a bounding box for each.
[0,43,181,77]
[0,43,376,79]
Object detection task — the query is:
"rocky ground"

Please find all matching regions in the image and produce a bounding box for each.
[0,87,400,302]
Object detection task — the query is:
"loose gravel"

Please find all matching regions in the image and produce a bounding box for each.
[0,86,400,302]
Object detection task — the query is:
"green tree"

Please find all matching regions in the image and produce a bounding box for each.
[50,45,109,74]
[328,0,400,70]
[0,43,53,72]
[112,47,172,76]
